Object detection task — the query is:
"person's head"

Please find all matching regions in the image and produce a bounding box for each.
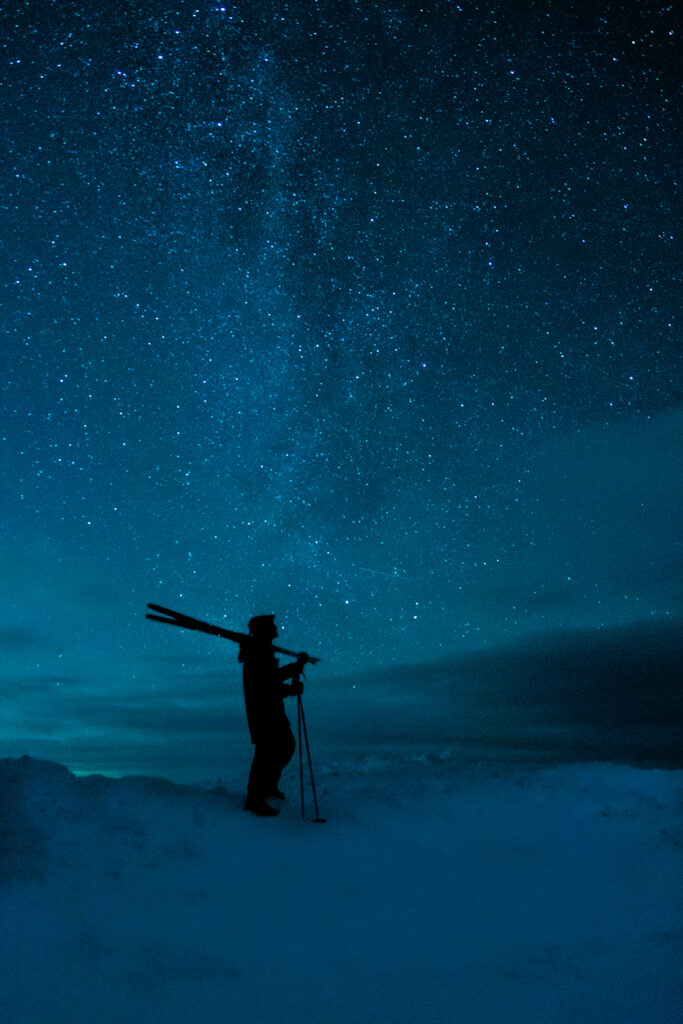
[248,614,278,641]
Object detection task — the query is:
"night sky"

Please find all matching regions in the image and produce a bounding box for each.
[2,1,681,778]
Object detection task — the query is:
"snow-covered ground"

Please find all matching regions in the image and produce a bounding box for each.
[1,752,681,1024]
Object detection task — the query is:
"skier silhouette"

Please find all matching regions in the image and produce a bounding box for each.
[239,615,307,816]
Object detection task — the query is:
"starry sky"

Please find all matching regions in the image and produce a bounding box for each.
[2,1,681,778]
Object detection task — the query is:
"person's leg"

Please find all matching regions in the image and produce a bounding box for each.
[246,742,278,814]
[268,728,295,795]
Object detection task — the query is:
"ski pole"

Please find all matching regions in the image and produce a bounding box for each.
[298,694,325,823]
[297,694,305,819]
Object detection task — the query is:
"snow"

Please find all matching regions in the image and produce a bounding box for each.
[1,753,681,1024]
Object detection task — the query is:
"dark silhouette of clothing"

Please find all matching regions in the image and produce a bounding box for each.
[239,623,304,815]
[246,726,295,805]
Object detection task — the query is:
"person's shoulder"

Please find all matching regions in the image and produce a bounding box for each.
[241,639,274,661]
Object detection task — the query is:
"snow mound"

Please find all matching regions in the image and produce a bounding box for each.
[1,754,681,1024]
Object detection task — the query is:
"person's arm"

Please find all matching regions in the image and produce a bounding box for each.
[278,655,307,695]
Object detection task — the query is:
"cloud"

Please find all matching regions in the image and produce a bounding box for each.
[326,616,683,767]
[0,673,82,698]
[3,616,679,780]
[0,626,47,653]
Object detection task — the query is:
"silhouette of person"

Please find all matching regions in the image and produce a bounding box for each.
[239,614,307,816]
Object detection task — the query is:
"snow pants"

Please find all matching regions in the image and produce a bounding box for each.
[247,726,296,803]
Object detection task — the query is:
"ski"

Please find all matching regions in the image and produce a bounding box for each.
[145,604,319,663]
[146,604,244,643]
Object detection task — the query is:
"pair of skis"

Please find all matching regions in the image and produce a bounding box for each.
[146,604,319,664]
